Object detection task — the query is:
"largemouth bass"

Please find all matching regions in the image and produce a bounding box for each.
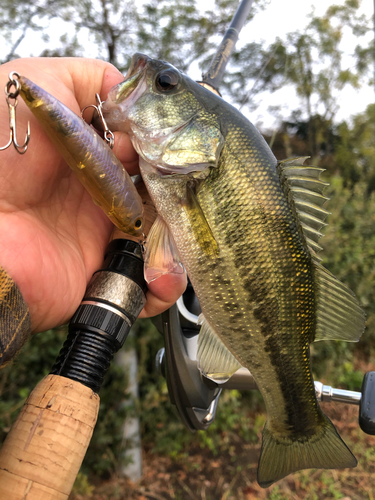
[18,76,144,236]
[101,53,365,487]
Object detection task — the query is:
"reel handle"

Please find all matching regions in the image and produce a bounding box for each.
[359,371,375,435]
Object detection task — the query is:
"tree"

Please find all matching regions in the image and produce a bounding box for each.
[334,104,375,190]
[137,0,234,73]
[54,0,139,70]
[226,0,371,162]
[0,0,64,63]
[0,0,264,75]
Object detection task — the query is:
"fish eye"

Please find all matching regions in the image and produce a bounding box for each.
[134,218,143,230]
[155,69,180,92]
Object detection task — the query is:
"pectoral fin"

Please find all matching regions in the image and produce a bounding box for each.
[181,185,219,257]
[143,216,185,283]
[197,314,242,383]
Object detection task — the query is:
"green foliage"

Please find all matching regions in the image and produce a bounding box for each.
[334,104,375,189]
[135,319,189,455]
[268,486,292,500]
[310,171,375,379]
[323,177,375,353]
[72,472,94,497]
[0,327,67,442]
[308,105,375,378]
[337,362,364,390]
[81,356,131,477]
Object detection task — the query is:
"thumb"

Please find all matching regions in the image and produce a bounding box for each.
[0,57,134,171]
[1,57,124,117]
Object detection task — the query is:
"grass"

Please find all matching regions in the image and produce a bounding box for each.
[70,390,375,500]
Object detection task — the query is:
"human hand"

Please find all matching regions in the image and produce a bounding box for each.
[0,57,186,334]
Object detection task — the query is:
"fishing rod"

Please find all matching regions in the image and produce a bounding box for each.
[0,1,256,498]
[201,0,254,92]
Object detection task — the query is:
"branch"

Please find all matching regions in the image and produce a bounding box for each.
[2,25,28,63]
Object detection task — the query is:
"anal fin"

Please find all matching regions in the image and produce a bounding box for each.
[197,314,242,383]
[143,216,185,283]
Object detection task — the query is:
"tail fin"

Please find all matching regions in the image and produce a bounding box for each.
[257,416,357,488]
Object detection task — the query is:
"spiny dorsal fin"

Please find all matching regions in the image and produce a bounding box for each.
[313,260,366,342]
[197,314,242,383]
[277,157,330,257]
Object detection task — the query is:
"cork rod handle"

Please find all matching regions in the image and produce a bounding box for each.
[0,374,100,500]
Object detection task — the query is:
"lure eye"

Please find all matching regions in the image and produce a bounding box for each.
[134,218,143,230]
[155,69,180,92]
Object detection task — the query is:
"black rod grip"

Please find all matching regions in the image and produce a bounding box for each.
[50,239,146,393]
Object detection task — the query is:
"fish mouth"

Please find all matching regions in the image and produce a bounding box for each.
[114,72,143,102]
[94,55,149,132]
[114,54,149,103]
[124,53,149,79]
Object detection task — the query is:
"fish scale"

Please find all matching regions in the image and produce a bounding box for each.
[195,130,318,434]
[101,53,364,488]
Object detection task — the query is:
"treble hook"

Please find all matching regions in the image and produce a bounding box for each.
[81,93,115,149]
[0,72,30,155]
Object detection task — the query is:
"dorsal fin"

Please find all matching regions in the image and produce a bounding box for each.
[313,260,366,342]
[277,157,330,257]
[278,158,365,344]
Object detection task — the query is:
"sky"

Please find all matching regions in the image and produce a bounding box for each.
[11,0,375,129]
[233,0,374,129]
